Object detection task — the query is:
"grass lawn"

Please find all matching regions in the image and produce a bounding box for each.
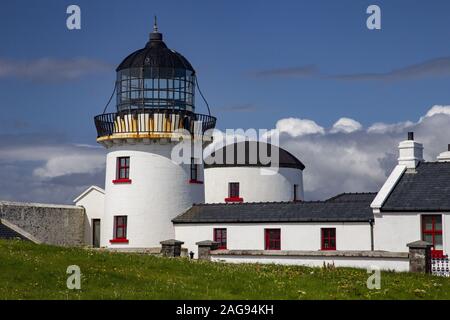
[0,239,449,300]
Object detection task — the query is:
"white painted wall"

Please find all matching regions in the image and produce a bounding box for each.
[74,186,105,246]
[204,167,303,203]
[102,142,204,248]
[175,222,372,258]
[374,212,450,254]
[211,255,409,272]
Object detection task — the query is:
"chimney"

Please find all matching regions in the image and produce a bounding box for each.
[437,144,450,162]
[398,132,423,169]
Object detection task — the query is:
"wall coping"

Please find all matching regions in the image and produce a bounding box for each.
[0,201,81,210]
[211,250,409,259]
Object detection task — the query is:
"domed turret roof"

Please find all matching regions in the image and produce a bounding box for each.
[204,141,305,170]
[116,22,195,73]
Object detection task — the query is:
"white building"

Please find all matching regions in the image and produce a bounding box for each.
[204,141,305,203]
[65,25,449,272]
[77,22,216,249]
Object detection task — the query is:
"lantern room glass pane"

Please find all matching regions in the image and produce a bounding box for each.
[117,67,195,112]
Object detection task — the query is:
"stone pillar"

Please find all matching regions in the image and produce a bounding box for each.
[407,240,433,273]
[160,239,184,257]
[196,240,219,261]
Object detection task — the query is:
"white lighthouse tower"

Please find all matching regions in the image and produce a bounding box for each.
[93,21,216,248]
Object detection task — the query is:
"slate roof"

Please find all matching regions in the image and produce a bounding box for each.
[326,192,377,203]
[382,162,450,211]
[204,141,305,170]
[0,222,27,240]
[173,193,376,224]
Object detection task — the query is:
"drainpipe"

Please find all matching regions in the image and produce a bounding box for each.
[370,219,374,251]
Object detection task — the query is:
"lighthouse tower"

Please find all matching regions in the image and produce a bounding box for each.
[94,21,216,248]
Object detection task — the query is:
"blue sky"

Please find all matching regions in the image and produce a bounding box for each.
[3,1,450,203]
[2,0,450,143]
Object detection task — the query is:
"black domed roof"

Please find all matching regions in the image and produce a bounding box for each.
[204,141,305,170]
[116,28,195,73]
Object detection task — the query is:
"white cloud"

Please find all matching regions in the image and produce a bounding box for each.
[0,57,110,82]
[367,121,414,134]
[275,118,325,137]
[3,104,450,204]
[420,105,450,121]
[207,104,450,200]
[330,117,362,133]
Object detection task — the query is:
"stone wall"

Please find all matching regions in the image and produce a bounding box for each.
[0,201,85,246]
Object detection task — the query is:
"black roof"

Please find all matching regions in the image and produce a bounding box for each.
[326,192,377,203]
[173,193,375,224]
[204,141,305,170]
[116,30,195,72]
[382,162,450,211]
[0,222,27,240]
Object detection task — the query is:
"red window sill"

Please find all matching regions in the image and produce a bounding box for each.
[225,197,244,203]
[112,179,132,184]
[109,238,129,244]
[189,179,204,184]
[321,248,336,251]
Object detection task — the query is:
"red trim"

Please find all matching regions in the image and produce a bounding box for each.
[189,179,204,184]
[112,178,132,184]
[116,157,130,181]
[225,197,244,203]
[109,238,129,244]
[213,228,227,249]
[421,215,443,253]
[265,229,281,250]
[321,228,336,250]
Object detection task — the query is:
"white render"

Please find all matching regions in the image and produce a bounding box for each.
[398,139,423,169]
[73,185,105,246]
[370,165,406,213]
[101,142,204,248]
[373,212,450,254]
[175,222,371,258]
[211,254,409,272]
[204,167,304,203]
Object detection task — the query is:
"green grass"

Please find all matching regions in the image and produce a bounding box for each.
[0,240,449,300]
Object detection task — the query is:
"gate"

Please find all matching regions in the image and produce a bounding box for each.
[431,252,449,277]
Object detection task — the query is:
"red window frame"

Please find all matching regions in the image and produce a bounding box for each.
[189,157,203,184]
[265,229,281,250]
[110,216,128,243]
[213,228,227,249]
[321,228,336,250]
[225,182,243,202]
[422,215,443,256]
[113,157,131,184]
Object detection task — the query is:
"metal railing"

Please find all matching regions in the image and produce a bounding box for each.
[94,109,216,139]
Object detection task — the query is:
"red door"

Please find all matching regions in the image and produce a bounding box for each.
[422,215,443,257]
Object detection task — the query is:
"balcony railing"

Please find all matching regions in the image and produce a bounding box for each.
[94,109,216,139]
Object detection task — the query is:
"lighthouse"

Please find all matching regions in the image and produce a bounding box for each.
[93,21,216,248]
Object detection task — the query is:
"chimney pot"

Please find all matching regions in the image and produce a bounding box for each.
[408,132,414,141]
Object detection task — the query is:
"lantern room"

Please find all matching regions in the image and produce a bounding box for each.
[115,23,196,112]
[94,20,216,143]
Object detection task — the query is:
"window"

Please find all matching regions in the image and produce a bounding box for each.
[422,215,443,254]
[189,157,202,184]
[321,228,336,250]
[265,229,281,250]
[293,184,299,201]
[110,216,128,243]
[213,228,227,249]
[113,157,131,183]
[225,182,243,202]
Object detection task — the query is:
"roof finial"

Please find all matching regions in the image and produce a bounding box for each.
[153,15,158,33]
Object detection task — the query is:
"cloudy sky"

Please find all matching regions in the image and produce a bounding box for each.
[2,1,450,203]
